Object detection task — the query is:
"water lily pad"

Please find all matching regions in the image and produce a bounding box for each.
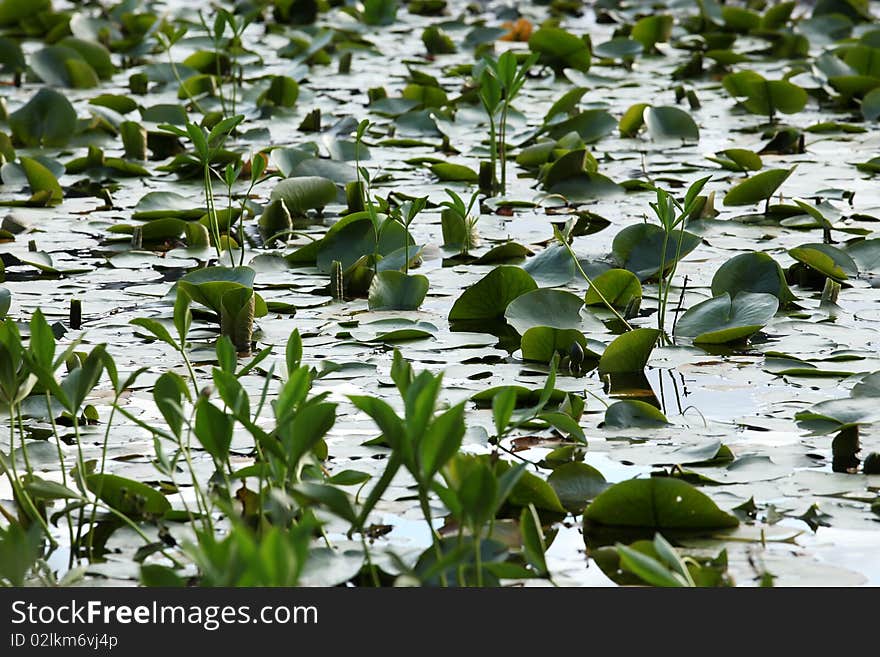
[723,167,795,207]
[598,328,661,375]
[448,266,537,322]
[675,292,779,344]
[584,268,642,309]
[711,252,795,304]
[612,224,701,281]
[643,106,700,141]
[8,88,77,147]
[368,271,429,310]
[584,478,739,530]
[548,462,608,513]
[520,327,592,363]
[603,400,669,428]
[788,243,857,282]
[504,288,592,334]
[528,27,590,72]
[269,176,338,215]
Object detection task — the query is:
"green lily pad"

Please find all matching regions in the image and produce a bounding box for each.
[86,474,170,519]
[584,478,739,530]
[177,266,267,318]
[548,462,608,513]
[269,176,338,215]
[723,167,795,207]
[643,106,700,141]
[504,288,592,334]
[368,271,429,310]
[675,292,779,344]
[711,252,795,304]
[612,223,701,281]
[788,243,857,282]
[528,27,590,72]
[448,266,537,322]
[584,268,642,310]
[603,400,669,428]
[598,328,661,375]
[520,327,593,363]
[8,88,77,148]
[706,148,762,172]
[431,163,478,183]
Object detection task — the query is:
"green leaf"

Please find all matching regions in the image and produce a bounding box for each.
[675,292,779,344]
[30,45,99,88]
[0,0,50,25]
[584,478,739,530]
[723,167,795,206]
[711,252,795,304]
[594,38,643,60]
[643,106,700,141]
[584,268,642,309]
[598,328,661,375]
[86,474,171,519]
[528,27,590,72]
[604,400,669,428]
[153,372,189,438]
[130,317,178,350]
[24,477,81,501]
[448,265,538,322]
[631,15,673,50]
[9,88,77,147]
[292,483,358,525]
[419,402,466,479]
[742,79,808,116]
[368,271,429,310]
[619,103,649,137]
[140,564,185,587]
[862,86,880,120]
[707,148,763,172]
[548,462,608,513]
[0,287,9,319]
[194,398,233,462]
[431,163,478,183]
[20,157,62,204]
[283,402,337,468]
[521,327,593,364]
[617,543,687,587]
[788,243,857,282]
[520,504,548,576]
[504,288,592,334]
[612,224,701,281]
[508,469,565,513]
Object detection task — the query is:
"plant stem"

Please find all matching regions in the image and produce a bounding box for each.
[557,234,633,331]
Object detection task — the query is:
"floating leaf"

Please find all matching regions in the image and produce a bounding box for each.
[548,462,608,513]
[528,27,590,72]
[711,252,795,304]
[789,243,857,282]
[675,292,779,344]
[598,328,661,375]
[644,106,700,141]
[504,288,593,334]
[585,268,642,309]
[269,176,337,215]
[86,474,170,519]
[584,478,739,530]
[603,400,669,428]
[723,167,795,207]
[448,266,537,322]
[368,271,429,310]
[612,224,701,281]
[8,89,77,147]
